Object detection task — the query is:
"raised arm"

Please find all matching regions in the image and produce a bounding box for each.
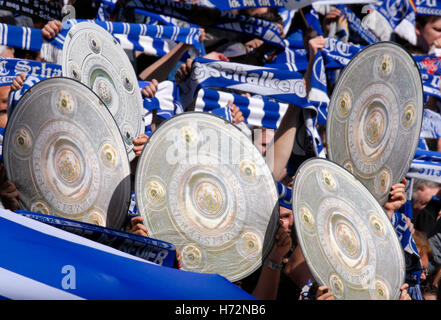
[138,42,194,82]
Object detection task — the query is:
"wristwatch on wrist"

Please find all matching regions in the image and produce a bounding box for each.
[264,259,283,271]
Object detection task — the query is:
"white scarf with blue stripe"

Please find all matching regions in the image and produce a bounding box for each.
[0,22,201,65]
[50,19,202,52]
[195,88,289,130]
[363,0,416,41]
[408,149,441,184]
[42,19,203,64]
[179,56,309,108]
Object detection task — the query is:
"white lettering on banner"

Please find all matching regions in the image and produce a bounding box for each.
[61,265,76,290]
[258,0,271,6]
[326,38,354,57]
[243,0,256,6]
[14,60,32,74]
[11,60,61,78]
[416,0,436,7]
[385,0,409,21]
[229,0,241,7]
[430,75,440,90]
[191,61,306,97]
[313,56,327,87]
[0,61,9,76]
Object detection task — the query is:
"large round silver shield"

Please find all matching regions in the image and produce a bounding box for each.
[3,77,131,229]
[135,112,279,282]
[327,42,423,205]
[62,21,144,161]
[292,158,405,300]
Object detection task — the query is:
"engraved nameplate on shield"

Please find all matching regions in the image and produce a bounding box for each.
[292,158,406,300]
[3,77,131,229]
[327,42,423,205]
[135,112,279,282]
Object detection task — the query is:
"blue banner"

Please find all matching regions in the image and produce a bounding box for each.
[0,209,255,300]
[415,0,441,16]
[127,0,286,48]
[0,57,61,87]
[181,56,309,108]
[15,210,177,268]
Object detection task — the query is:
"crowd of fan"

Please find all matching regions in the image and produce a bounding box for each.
[1,0,441,300]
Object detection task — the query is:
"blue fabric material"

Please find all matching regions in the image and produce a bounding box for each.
[0,209,255,300]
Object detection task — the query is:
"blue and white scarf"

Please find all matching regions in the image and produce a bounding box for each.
[278,7,297,36]
[198,0,378,11]
[267,48,309,72]
[390,210,423,300]
[0,23,43,52]
[335,4,379,45]
[364,0,416,41]
[96,0,118,21]
[269,38,364,71]
[415,0,441,16]
[391,210,421,260]
[277,182,293,209]
[322,37,363,68]
[394,9,417,46]
[308,50,329,125]
[133,7,200,29]
[0,21,199,64]
[305,6,324,36]
[419,69,441,100]
[48,19,203,56]
[0,57,61,88]
[194,88,289,130]
[196,0,287,10]
[375,0,416,30]
[127,0,286,48]
[266,51,329,125]
[271,50,328,157]
[300,52,328,158]
[180,56,309,109]
[421,109,441,140]
[143,80,184,121]
[408,149,441,184]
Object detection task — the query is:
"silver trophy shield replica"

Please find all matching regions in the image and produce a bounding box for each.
[327,42,423,205]
[62,21,144,161]
[292,158,406,300]
[3,77,131,229]
[135,112,279,282]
